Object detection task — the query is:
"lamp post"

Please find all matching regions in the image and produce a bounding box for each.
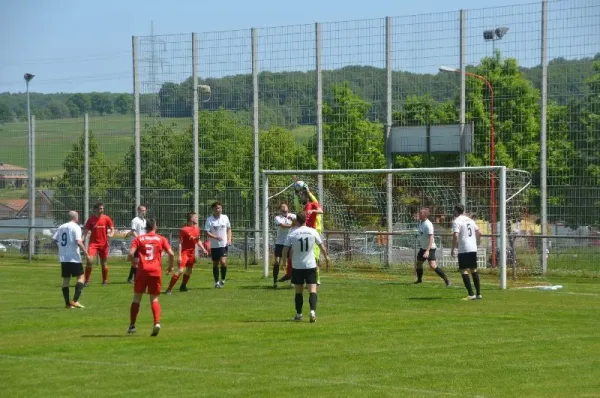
[24,73,35,262]
[439,66,498,267]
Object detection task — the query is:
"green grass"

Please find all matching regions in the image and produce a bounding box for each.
[1,257,599,397]
[0,116,192,178]
[291,125,315,144]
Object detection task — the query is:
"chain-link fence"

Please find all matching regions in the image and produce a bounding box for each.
[0,0,598,275]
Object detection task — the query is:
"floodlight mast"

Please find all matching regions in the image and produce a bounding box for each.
[24,73,35,262]
[439,65,498,267]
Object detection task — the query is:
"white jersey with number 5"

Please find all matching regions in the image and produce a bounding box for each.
[284,226,322,270]
[453,215,479,253]
[52,221,83,263]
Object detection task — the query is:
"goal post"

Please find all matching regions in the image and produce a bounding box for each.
[262,166,526,290]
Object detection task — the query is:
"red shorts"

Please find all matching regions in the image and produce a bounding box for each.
[88,243,109,260]
[134,272,162,295]
[179,251,196,270]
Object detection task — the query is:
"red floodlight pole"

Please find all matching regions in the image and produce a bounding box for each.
[439,66,497,267]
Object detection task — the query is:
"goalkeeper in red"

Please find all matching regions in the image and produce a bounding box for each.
[298,183,324,285]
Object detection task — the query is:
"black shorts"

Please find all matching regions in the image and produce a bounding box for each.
[61,262,84,278]
[291,267,317,285]
[211,246,228,262]
[417,248,436,262]
[458,252,478,269]
[274,244,285,257]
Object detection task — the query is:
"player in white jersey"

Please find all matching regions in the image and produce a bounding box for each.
[282,212,329,323]
[414,208,450,287]
[127,205,147,283]
[272,203,296,287]
[204,201,232,288]
[451,204,482,300]
[52,211,89,309]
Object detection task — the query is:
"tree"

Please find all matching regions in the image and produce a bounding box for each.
[47,99,70,119]
[321,83,385,170]
[53,132,114,223]
[68,93,91,114]
[0,102,13,122]
[114,94,132,115]
[90,93,113,115]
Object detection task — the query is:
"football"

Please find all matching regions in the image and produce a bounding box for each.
[294,180,308,192]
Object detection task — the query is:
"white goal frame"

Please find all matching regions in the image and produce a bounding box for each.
[262,166,509,289]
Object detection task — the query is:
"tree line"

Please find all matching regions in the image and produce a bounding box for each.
[51,52,600,229]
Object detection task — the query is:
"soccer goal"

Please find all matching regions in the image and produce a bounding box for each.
[261,166,532,290]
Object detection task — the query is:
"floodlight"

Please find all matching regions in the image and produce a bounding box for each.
[24,73,35,82]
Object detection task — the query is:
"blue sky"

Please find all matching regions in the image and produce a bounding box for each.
[1,0,598,94]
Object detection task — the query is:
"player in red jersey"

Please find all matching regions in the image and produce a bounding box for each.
[127,218,174,336]
[164,212,208,294]
[82,201,114,286]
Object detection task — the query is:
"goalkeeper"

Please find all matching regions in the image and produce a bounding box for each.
[295,183,324,285]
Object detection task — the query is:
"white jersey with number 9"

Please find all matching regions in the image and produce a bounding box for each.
[452,215,479,254]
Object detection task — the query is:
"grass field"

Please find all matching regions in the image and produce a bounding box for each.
[1,257,599,397]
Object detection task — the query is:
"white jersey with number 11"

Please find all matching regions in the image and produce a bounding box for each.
[284,226,322,270]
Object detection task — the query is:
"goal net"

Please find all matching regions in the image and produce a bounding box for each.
[262,166,532,289]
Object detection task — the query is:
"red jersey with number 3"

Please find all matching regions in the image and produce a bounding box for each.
[84,214,114,246]
[131,232,171,276]
[180,226,200,253]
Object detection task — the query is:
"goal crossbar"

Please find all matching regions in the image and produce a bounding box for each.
[262,166,509,289]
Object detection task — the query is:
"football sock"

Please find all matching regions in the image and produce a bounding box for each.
[309,292,317,312]
[273,262,280,283]
[212,266,219,282]
[84,267,92,282]
[461,274,474,296]
[472,272,481,295]
[182,274,191,287]
[416,267,424,282]
[62,287,70,305]
[220,266,227,281]
[434,267,449,282]
[101,267,108,283]
[167,274,180,291]
[295,293,303,314]
[151,301,161,324]
[130,302,140,325]
[73,282,84,302]
[127,267,137,280]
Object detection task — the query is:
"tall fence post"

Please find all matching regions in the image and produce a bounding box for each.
[499,166,507,290]
[540,0,549,275]
[192,33,199,217]
[385,16,393,268]
[459,9,467,206]
[132,36,141,209]
[252,28,260,265]
[28,115,36,261]
[316,22,324,206]
[84,114,89,222]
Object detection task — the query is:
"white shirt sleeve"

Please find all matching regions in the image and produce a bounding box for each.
[52,229,59,242]
[73,225,82,242]
[452,221,460,233]
[204,219,211,232]
[226,216,231,229]
[315,231,322,245]
[425,221,434,236]
[288,213,297,221]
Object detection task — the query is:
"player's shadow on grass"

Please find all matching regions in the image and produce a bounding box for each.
[239,285,285,290]
[81,334,130,338]
[239,319,296,323]
[407,296,444,301]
